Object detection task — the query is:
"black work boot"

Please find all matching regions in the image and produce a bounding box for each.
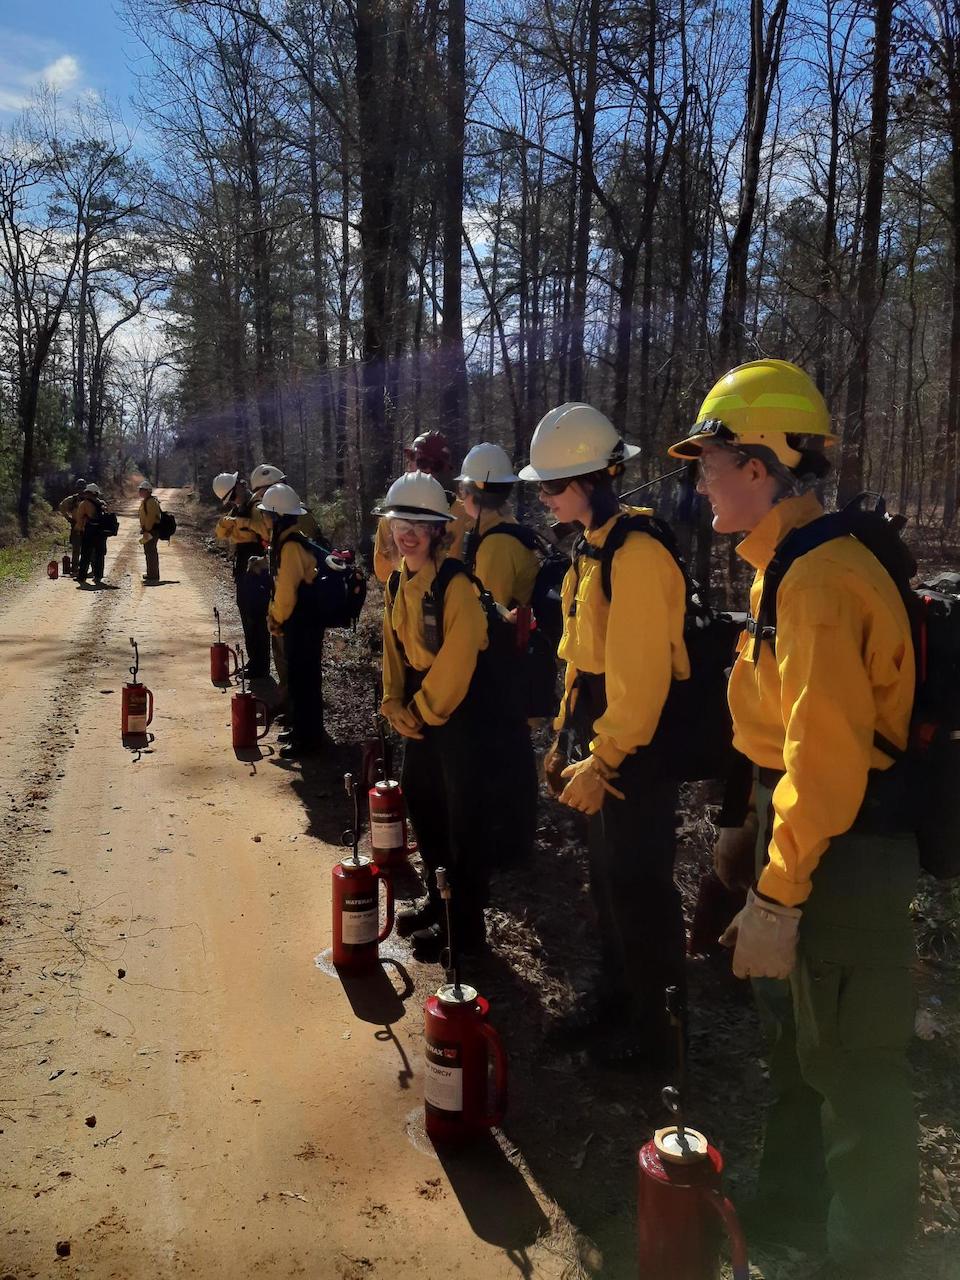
[396,899,440,939]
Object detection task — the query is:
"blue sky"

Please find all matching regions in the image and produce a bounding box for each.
[0,0,137,117]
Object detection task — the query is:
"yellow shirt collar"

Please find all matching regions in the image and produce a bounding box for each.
[399,557,439,599]
[583,505,654,548]
[736,492,824,571]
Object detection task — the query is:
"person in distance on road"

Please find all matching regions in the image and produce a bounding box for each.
[74,483,109,586]
[58,477,87,576]
[138,482,162,582]
[214,471,272,681]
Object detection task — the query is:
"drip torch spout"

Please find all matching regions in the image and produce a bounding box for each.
[237,644,246,695]
[663,985,688,1150]
[436,867,458,993]
[214,606,222,646]
[129,636,139,681]
[343,773,361,865]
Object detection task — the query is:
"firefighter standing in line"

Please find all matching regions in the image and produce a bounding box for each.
[58,477,86,575]
[670,359,917,1279]
[214,471,272,680]
[520,403,690,1071]
[373,430,468,583]
[249,464,321,707]
[74,483,109,586]
[259,482,324,760]
[457,441,540,866]
[377,470,506,960]
[138,482,161,582]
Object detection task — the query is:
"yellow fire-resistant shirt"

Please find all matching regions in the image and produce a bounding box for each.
[555,506,689,769]
[381,558,488,727]
[729,492,915,908]
[470,508,539,609]
[74,497,99,533]
[373,498,469,583]
[215,511,266,545]
[269,527,319,627]
[139,495,161,542]
[59,493,82,524]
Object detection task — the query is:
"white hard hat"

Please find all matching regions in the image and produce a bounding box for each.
[250,464,286,490]
[83,483,102,496]
[372,471,453,523]
[212,471,239,501]
[258,482,307,517]
[518,403,640,481]
[455,442,520,486]
[138,481,153,493]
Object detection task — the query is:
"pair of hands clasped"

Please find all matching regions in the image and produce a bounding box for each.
[543,738,625,816]
[381,698,424,741]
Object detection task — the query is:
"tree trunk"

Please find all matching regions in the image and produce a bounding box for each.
[439,0,469,458]
[568,0,599,402]
[838,0,892,505]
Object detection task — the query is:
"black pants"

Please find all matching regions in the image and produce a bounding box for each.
[572,678,685,1039]
[236,568,271,678]
[284,621,324,747]
[143,537,160,579]
[69,528,81,571]
[77,531,106,582]
[401,698,504,946]
[489,720,538,867]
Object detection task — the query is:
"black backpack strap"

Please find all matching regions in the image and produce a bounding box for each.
[573,512,685,602]
[387,569,401,603]
[478,522,542,553]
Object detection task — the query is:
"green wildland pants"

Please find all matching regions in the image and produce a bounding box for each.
[752,776,919,1267]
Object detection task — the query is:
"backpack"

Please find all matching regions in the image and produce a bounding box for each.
[747,493,960,880]
[462,522,568,718]
[387,558,524,723]
[156,510,176,541]
[284,534,367,630]
[87,501,119,538]
[571,512,742,782]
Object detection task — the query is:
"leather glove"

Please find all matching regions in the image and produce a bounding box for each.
[559,755,626,815]
[543,735,569,798]
[720,887,801,979]
[713,811,758,891]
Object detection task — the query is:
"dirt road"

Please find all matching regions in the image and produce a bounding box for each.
[0,492,570,1279]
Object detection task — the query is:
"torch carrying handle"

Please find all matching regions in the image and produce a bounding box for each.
[254,698,271,740]
[477,1004,508,1130]
[374,865,395,943]
[702,1190,749,1280]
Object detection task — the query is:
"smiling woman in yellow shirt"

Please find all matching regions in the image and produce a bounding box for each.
[670,358,918,1272]
[519,403,690,1071]
[377,469,512,962]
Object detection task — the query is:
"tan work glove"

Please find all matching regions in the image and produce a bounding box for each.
[720,887,801,980]
[543,735,569,798]
[559,755,626,815]
[381,699,423,740]
[714,811,759,891]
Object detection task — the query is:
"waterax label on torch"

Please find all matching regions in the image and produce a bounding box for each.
[126,691,148,734]
[341,892,377,945]
[370,814,403,850]
[424,1039,463,1112]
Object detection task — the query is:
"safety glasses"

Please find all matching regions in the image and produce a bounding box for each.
[537,477,575,497]
[388,517,435,537]
[696,448,750,485]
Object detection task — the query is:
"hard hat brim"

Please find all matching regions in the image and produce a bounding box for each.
[371,504,453,523]
[258,501,307,516]
[454,471,521,485]
[518,441,640,482]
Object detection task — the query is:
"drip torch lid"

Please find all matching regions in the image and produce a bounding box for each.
[653,1126,709,1165]
[436,983,478,1005]
[340,852,372,870]
[374,779,400,793]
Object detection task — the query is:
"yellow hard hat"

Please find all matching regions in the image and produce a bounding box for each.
[668,359,835,467]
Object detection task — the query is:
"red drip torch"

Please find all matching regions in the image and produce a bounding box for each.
[210,606,240,684]
[423,868,507,1145]
[122,637,154,738]
[368,679,410,867]
[47,559,59,579]
[332,772,395,973]
[231,645,270,749]
[636,987,748,1280]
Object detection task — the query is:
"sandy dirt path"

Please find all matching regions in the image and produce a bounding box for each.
[0,493,569,1279]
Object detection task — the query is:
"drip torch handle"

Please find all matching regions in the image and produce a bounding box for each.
[377,866,395,942]
[703,1191,749,1280]
[479,1017,508,1130]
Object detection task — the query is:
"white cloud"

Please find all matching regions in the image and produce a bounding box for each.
[41,55,80,92]
[0,31,84,114]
